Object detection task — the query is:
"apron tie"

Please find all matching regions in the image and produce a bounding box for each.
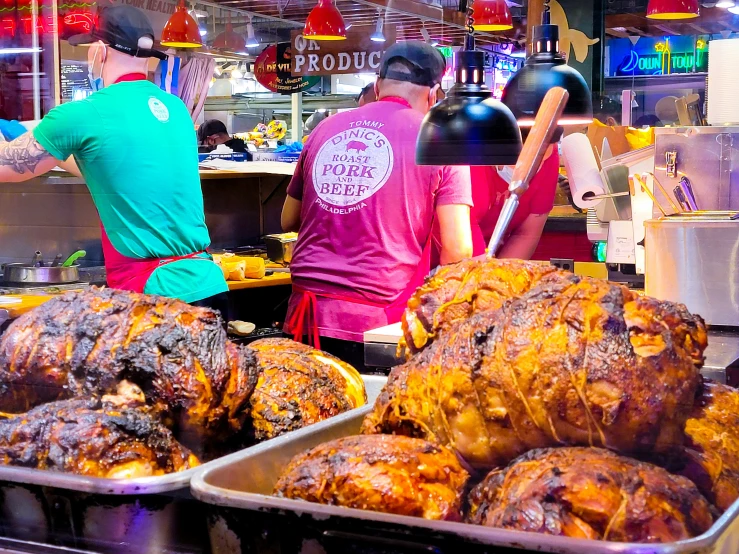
[287,289,321,349]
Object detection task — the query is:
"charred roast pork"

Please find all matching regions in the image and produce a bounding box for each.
[364,273,707,469]
[468,447,713,543]
[246,338,366,441]
[401,258,558,354]
[0,288,258,449]
[0,394,198,478]
[274,434,469,520]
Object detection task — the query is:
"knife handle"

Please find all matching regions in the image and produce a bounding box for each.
[510,87,569,195]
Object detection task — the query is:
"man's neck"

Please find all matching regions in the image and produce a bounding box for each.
[377,93,423,113]
[104,65,149,86]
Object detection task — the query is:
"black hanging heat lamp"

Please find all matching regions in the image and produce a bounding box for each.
[501,0,593,130]
[415,1,522,166]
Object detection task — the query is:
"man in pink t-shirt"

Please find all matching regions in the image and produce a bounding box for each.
[281,42,473,367]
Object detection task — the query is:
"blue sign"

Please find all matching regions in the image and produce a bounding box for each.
[608,35,708,77]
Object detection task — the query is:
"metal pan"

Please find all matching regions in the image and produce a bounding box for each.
[191,409,739,554]
[0,375,387,554]
[2,264,80,285]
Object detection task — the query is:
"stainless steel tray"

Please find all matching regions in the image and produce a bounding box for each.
[191,408,739,554]
[0,375,387,554]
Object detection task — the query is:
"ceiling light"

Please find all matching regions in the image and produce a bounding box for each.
[501,1,592,130]
[717,0,735,6]
[370,12,386,42]
[472,0,513,31]
[416,33,522,165]
[420,26,439,47]
[161,0,202,48]
[200,27,207,37]
[646,0,699,19]
[246,16,260,48]
[213,14,247,51]
[304,0,347,40]
[730,5,739,12]
[231,66,244,79]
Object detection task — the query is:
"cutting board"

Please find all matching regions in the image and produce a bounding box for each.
[0,295,56,319]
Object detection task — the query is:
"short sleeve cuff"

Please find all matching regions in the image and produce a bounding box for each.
[33,127,68,162]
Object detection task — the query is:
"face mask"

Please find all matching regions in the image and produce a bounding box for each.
[88,42,106,92]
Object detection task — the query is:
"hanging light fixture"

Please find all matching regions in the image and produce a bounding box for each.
[646,0,699,19]
[472,0,513,31]
[717,0,736,8]
[161,0,202,48]
[501,0,592,129]
[246,15,260,48]
[371,11,386,43]
[304,0,347,41]
[213,12,247,52]
[416,1,522,166]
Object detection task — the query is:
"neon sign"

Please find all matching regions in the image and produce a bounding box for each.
[611,35,709,77]
[0,11,94,38]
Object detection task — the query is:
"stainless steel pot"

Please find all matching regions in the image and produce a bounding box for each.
[645,213,739,326]
[2,264,80,284]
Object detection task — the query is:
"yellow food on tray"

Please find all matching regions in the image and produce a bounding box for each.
[212,254,266,281]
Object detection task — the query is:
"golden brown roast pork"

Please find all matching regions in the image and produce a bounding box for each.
[363,274,707,469]
[246,338,366,441]
[468,447,713,543]
[0,395,198,478]
[401,258,558,354]
[652,381,739,512]
[0,288,258,449]
[274,434,469,520]
[468,448,713,543]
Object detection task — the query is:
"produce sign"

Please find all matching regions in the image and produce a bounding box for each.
[254,43,319,94]
[290,28,396,77]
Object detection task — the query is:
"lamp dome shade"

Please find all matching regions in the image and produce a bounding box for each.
[304,0,347,40]
[417,51,522,166]
[472,0,513,31]
[646,0,699,19]
[213,20,247,52]
[161,0,202,48]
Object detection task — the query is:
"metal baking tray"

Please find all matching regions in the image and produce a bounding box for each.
[0,375,387,554]
[191,409,739,554]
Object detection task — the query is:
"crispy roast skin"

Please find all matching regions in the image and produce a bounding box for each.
[0,398,198,478]
[401,258,558,354]
[654,381,739,512]
[274,434,469,520]
[467,447,713,543]
[246,338,367,441]
[0,288,258,448]
[363,274,707,469]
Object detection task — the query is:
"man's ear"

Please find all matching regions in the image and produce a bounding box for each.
[374,80,380,99]
[429,84,441,107]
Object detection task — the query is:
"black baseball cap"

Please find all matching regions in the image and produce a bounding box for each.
[198,120,228,143]
[69,6,167,60]
[379,41,446,88]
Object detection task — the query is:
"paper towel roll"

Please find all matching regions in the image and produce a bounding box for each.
[708,38,739,126]
[561,133,606,209]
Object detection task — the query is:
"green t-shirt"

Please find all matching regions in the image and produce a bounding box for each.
[33,80,227,303]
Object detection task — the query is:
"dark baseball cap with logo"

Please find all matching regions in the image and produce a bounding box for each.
[379,41,446,88]
[69,6,167,60]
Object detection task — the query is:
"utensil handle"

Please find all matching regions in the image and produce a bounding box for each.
[510,87,569,195]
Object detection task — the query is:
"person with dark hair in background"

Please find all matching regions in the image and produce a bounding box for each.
[198,119,252,160]
[356,82,377,106]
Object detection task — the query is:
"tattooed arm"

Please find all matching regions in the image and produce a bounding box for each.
[0,132,61,182]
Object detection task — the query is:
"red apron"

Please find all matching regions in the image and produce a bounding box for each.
[287,95,436,349]
[100,73,207,294]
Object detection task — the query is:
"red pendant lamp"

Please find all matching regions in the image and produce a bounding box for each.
[213,13,247,52]
[304,0,347,41]
[161,0,202,48]
[472,0,513,31]
[646,0,699,19]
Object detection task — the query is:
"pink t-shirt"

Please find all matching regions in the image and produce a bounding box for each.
[285,97,473,342]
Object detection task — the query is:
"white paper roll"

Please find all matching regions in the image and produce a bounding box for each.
[708,38,739,126]
[561,133,606,209]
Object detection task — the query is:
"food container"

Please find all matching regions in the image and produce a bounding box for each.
[191,409,739,554]
[645,213,739,326]
[264,234,297,264]
[2,264,80,285]
[0,376,387,554]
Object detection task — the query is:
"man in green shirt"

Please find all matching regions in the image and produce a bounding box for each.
[0,6,228,309]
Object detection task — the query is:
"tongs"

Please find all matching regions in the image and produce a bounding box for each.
[487,87,570,257]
